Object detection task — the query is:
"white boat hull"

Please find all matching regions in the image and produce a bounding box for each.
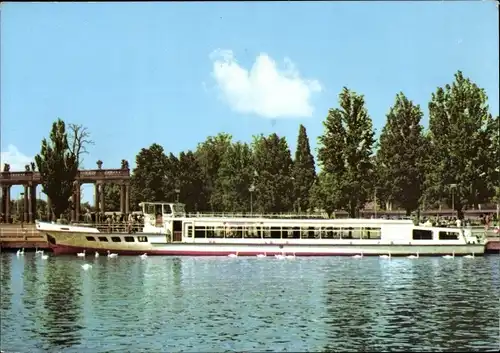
[45,236,485,257]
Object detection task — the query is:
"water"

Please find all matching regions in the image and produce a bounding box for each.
[1,253,499,353]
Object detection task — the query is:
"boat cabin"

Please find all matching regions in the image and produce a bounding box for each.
[139,202,186,239]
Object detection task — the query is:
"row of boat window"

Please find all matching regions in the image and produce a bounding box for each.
[413,229,459,240]
[85,235,149,243]
[187,226,382,239]
[82,229,459,242]
[186,226,460,241]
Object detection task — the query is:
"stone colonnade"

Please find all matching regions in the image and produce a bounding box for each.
[0,183,38,223]
[0,181,131,223]
[77,181,130,222]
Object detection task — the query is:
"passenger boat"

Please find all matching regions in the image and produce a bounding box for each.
[36,202,486,257]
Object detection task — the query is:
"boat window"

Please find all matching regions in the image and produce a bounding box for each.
[194,226,206,238]
[262,227,271,238]
[223,226,241,238]
[412,229,433,240]
[321,227,334,238]
[305,227,317,239]
[111,237,121,242]
[124,236,135,242]
[98,236,109,242]
[233,226,244,238]
[146,204,156,215]
[163,204,173,215]
[244,226,261,238]
[214,226,224,238]
[270,227,281,239]
[362,227,381,239]
[206,226,216,238]
[173,203,186,213]
[439,231,459,240]
[86,236,96,242]
[137,236,148,242]
[283,227,300,239]
[342,227,357,239]
[291,227,301,239]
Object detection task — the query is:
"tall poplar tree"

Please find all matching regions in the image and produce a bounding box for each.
[252,133,294,213]
[291,124,316,212]
[315,87,375,217]
[425,71,494,217]
[35,119,78,219]
[376,93,427,215]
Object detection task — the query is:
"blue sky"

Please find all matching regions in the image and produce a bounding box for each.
[1,2,498,203]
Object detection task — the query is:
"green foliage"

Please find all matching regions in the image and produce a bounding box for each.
[486,115,500,203]
[212,142,254,212]
[252,133,294,213]
[195,133,232,211]
[315,87,375,217]
[177,151,205,212]
[129,143,168,209]
[291,125,316,212]
[309,172,343,216]
[425,71,495,216]
[104,184,121,212]
[35,119,78,219]
[121,71,497,216]
[376,93,427,215]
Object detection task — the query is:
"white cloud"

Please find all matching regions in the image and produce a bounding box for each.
[210,49,322,119]
[0,145,33,171]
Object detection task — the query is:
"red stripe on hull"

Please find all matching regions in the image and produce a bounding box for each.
[48,244,483,257]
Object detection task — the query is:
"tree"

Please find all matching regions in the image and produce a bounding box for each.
[488,115,500,210]
[163,152,180,203]
[195,133,232,211]
[212,141,254,212]
[176,150,205,212]
[316,87,375,217]
[291,124,316,212]
[35,119,78,219]
[252,133,294,213]
[375,93,427,215]
[309,172,343,216]
[130,143,168,209]
[67,123,94,168]
[104,184,121,212]
[425,71,495,218]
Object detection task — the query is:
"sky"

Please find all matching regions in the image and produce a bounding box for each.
[1,1,499,204]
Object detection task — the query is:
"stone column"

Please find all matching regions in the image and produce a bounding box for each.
[0,187,4,219]
[100,183,105,215]
[125,184,130,214]
[29,184,36,223]
[71,189,77,223]
[120,184,125,213]
[75,182,80,222]
[47,198,52,221]
[5,186,11,223]
[23,185,29,223]
[94,183,100,214]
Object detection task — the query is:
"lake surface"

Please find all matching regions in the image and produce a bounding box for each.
[1,252,499,352]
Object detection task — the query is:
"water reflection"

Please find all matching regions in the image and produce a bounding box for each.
[0,253,12,311]
[41,258,83,350]
[0,254,499,353]
[324,257,500,352]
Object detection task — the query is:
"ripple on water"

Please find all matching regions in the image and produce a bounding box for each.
[0,254,499,352]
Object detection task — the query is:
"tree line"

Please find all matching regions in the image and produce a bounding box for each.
[32,70,499,219]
